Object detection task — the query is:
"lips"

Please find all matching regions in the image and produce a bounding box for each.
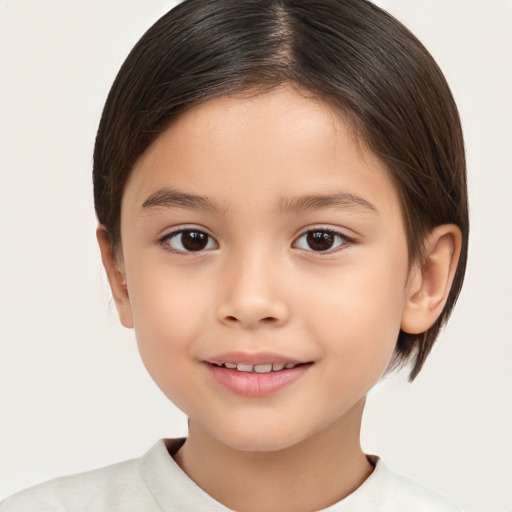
[204,353,313,397]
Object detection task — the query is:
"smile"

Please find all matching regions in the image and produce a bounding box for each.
[205,358,313,397]
[210,362,301,373]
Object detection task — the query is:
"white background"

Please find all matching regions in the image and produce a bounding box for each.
[0,1,511,510]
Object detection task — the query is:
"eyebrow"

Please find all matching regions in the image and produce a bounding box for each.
[140,187,377,216]
[277,191,378,215]
[140,188,229,214]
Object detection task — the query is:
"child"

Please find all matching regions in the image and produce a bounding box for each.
[1,0,468,510]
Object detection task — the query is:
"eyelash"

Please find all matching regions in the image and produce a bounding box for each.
[293,228,353,254]
[157,228,217,254]
[157,227,353,254]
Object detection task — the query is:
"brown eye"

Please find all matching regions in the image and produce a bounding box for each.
[295,230,346,252]
[166,230,217,252]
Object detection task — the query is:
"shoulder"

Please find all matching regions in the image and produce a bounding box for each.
[383,468,460,511]
[0,438,229,512]
[348,456,462,512]
[0,455,157,512]
[327,456,461,512]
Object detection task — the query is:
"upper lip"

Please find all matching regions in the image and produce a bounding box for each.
[205,351,310,366]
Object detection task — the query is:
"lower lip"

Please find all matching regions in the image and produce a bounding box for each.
[205,363,312,397]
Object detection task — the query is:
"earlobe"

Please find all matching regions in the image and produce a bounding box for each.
[96,226,134,329]
[401,224,462,334]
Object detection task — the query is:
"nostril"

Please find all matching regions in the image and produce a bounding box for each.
[223,315,278,325]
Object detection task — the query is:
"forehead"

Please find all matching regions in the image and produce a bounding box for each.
[122,86,401,220]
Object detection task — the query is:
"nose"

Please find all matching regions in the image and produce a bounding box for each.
[216,252,291,329]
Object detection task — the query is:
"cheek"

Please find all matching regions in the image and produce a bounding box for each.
[125,262,212,380]
[128,254,213,327]
[299,252,408,363]
[301,270,406,403]
[127,281,210,411]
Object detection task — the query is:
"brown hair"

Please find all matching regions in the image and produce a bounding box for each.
[93,0,468,380]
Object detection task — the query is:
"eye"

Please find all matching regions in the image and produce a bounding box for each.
[162,229,218,253]
[294,229,348,252]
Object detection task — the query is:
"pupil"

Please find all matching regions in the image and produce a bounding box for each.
[307,231,334,251]
[182,231,208,251]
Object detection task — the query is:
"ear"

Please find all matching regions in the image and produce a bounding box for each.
[96,226,134,329]
[401,224,462,334]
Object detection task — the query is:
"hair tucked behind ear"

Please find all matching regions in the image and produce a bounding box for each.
[93,0,468,380]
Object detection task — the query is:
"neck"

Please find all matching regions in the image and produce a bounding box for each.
[173,398,373,512]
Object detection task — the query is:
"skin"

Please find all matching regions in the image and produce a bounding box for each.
[98,86,461,512]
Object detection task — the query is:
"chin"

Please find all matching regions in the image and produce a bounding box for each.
[206,419,314,454]
[220,435,300,453]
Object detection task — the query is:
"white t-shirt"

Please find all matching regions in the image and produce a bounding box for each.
[0,439,460,511]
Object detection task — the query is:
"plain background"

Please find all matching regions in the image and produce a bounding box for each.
[0,1,511,510]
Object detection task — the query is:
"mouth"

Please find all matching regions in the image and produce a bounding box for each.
[208,361,306,373]
[204,356,313,397]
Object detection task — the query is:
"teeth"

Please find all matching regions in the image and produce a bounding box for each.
[216,362,300,373]
[254,364,272,373]
[236,363,253,372]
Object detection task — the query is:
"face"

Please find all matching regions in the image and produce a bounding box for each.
[117,86,414,452]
